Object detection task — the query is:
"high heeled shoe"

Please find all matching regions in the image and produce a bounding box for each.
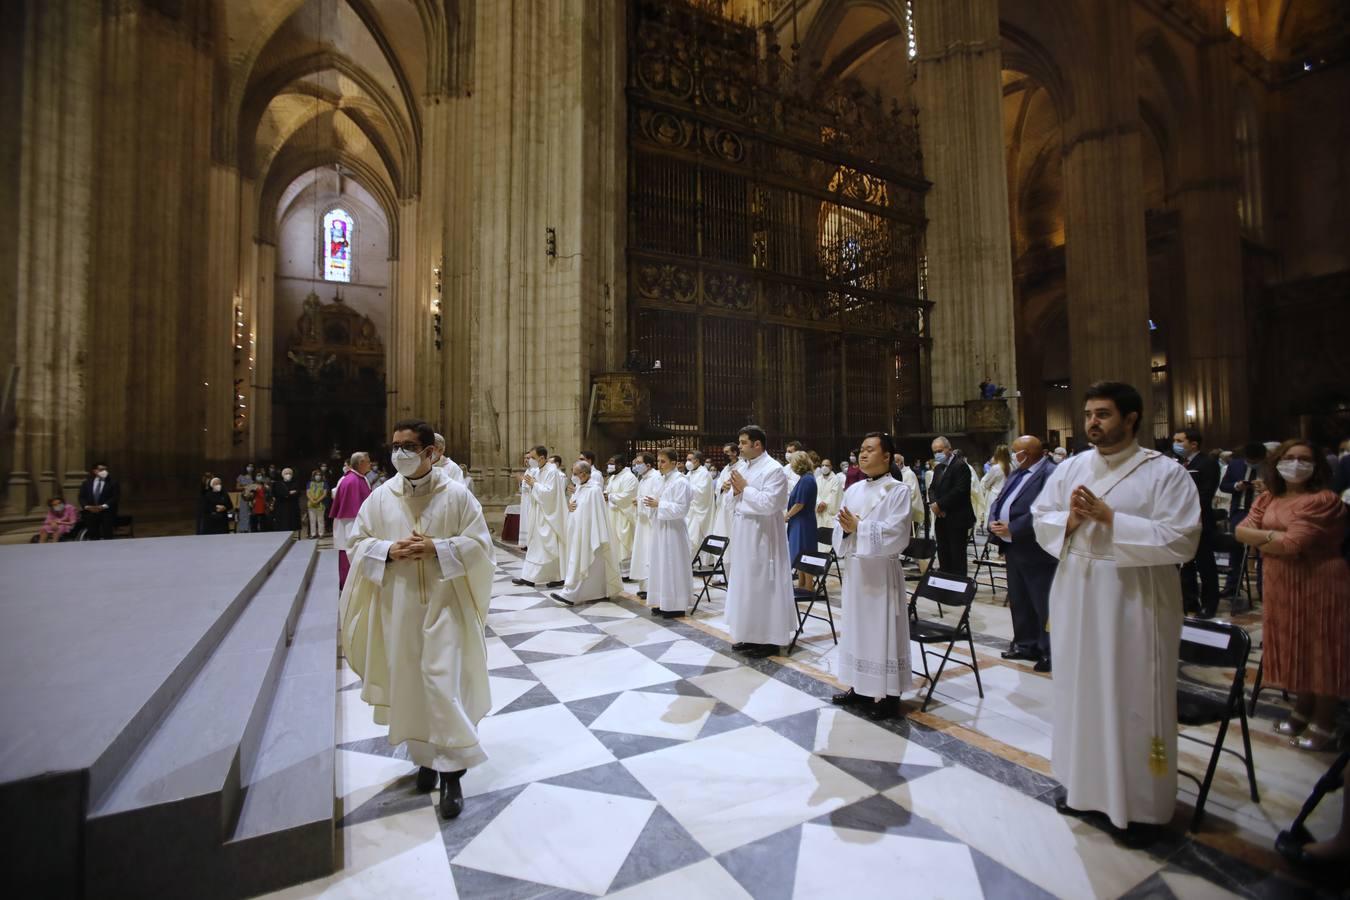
[1291,725,1337,752]
[1274,715,1309,736]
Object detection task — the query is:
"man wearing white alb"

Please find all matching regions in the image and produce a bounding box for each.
[516,451,531,550]
[515,446,567,587]
[627,452,662,595]
[713,442,743,574]
[644,448,694,617]
[1031,381,1201,841]
[815,458,843,529]
[831,432,912,720]
[551,460,622,607]
[725,425,795,658]
[684,449,716,564]
[605,454,639,572]
[432,432,466,484]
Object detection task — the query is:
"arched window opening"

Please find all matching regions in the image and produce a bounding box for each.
[323,208,355,282]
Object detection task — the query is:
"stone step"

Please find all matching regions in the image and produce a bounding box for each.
[225,549,340,897]
[84,539,318,897]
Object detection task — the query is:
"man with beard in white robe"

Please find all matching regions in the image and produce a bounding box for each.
[1032,381,1201,841]
[340,418,493,819]
[605,454,639,574]
[432,432,466,485]
[684,449,716,564]
[815,458,843,530]
[551,460,622,606]
[627,452,662,597]
[726,425,796,658]
[645,448,694,617]
[831,432,913,720]
[515,445,567,587]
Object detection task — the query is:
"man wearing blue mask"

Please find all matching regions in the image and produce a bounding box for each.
[1173,429,1220,618]
[928,436,974,576]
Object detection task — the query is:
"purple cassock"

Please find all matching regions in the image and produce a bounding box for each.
[332,469,373,589]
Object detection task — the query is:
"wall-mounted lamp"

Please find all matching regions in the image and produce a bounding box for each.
[431,258,444,351]
[545,227,557,258]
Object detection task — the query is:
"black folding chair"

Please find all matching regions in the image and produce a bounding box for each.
[972,540,1007,600]
[690,534,728,615]
[788,551,837,654]
[816,526,843,584]
[1177,617,1259,831]
[903,537,941,617]
[1212,532,1253,604]
[908,572,983,712]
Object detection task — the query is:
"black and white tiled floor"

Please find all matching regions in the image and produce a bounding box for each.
[265,545,1329,899]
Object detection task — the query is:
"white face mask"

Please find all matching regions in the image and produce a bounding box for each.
[607,464,616,473]
[685,460,695,472]
[1276,459,1314,483]
[527,458,540,470]
[633,463,648,476]
[571,474,582,487]
[282,473,292,482]
[392,448,424,478]
[1053,450,1066,462]
[1013,450,1027,468]
[210,484,221,493]
[97,469,108,479]
[822,466,831,474]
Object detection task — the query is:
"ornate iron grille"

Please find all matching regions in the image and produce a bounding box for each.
[627,0,932,457]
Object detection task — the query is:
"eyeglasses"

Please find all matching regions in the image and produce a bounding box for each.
[391,443,424,453]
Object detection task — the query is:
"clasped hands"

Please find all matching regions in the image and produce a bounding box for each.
[728,470,747,495]
[1067,485,1113,532]
[643,495,660,508]
[388,530,437,562]
[837,506,858,534]
[568,499,577,512]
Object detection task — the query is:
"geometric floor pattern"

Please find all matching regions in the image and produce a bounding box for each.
[262,544,1325,899]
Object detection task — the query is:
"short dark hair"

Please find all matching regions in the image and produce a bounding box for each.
[723,442,738,456]
[635,451,656,467]
[392,419,435,448]
[1178,428,1203,446]
[532,445,549,459]
[785,440,802,452]
[580,451,597,464]
[1241,441,1267,462]
[1083,381,1144,435]
[738,425,767,446]
[1266,440,1332,496]
[658,447,680,463]
[549,454,564,467]
[688,449,705,463]
[608,453,628,467]
[862,431,896,456]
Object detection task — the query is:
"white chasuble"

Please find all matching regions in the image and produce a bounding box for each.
[1031,443,1201,829]
[648,469,694,612]
[685,465,716,560]
[339,468,495,771]
[522,462,567,583]
[832,476,914,698]
[726,453,796,645]
[560,479,623,604]
[627,469,663,583]
[606,467,639,564]
[434,455,466,485]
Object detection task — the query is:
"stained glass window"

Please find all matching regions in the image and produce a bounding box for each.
[323,209,354,282]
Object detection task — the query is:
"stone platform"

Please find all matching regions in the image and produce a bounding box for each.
[0,533,339,898]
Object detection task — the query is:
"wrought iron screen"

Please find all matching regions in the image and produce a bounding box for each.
[627,0,931,460]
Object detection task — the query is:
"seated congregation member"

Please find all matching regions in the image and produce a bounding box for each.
[644,448,694,618]
[1236,440,1350,751]
[551,460,622,607]
[831,432,913,720]
[199,478,233,535]
[988,435,1057,671]
[784,451,818,590]
[725,425,795,658]
[38,497,79,543]
[515,446,567,588]
[340,418,493,819]
[627,452,661,596]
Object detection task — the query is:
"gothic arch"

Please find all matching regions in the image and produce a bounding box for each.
[259,148,401,257]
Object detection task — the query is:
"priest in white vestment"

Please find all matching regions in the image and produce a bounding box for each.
[815,459,843,529]
[515,446,567,587]
[551,460,622,606]
[605,455,639,572]
[1031,382,1201,836]
[726,426,796,657]
[340,419,493,819]
[516,452,531,550]
[432,432,466,485]
[645,449,694,617]
[627,452,662,591]
[831,433,913,720]
[684,450,716,564]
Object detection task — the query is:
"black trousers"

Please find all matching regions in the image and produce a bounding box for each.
[82,509,114,540]
[1182,526,1220,615]
[934,516,970,577]
[1006,553,1054,657]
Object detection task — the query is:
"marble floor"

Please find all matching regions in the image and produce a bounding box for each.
[266,543,1342,899]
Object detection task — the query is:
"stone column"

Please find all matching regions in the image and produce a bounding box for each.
[914,0,1018,422]
[1172,1,1247,447]
[1060,0,1153,402]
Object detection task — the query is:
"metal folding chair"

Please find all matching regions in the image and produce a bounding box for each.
[690,534,728,615]
[816,526,843,584]
[788,551,836,654]
[908,571,983,712]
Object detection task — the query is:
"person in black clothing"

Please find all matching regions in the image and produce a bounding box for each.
[1174,429,1220,617]
[77,463,119,540]
[200,476,233,534]
[928,436,974,576]
[273,466,302,533]
[1218,442,1268,598]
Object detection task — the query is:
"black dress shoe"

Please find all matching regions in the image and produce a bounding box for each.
[664,610,687,618]
[1113,822,1165,850]
[415,766,437,792]
[546,581,564,589]
[1001,648,1041,662]
[637,591,648,600]
[1193,609,1217,621]
[650,606,664,617]
[732,642,750,652]
[1033,658,1052,673]
[1053,790,1086,817]
[550,592,574,607]
[744,644,777,658]
[866,696,901,721]
[438,770,466,819]
[511,577,534,587]
[832,688,863,706]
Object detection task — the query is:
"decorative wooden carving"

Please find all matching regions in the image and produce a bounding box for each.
[593,372,652,440]
[964,399,1013,434]
[623,0,931,450]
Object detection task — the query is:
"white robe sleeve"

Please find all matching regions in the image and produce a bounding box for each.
[856,485,912,557]
[737,462,788,516]
[657,477,690,520]
[1031,460,1074,558]
[1111,461,1202,567]
[432,538,467,581]
[358,539,395,582]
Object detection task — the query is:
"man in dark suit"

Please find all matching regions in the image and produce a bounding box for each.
[928,436,973,576]
[78,462,119,540]
[1174,429,1220,617]
[1218,442,1266,599]
[988,435,1058,671]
